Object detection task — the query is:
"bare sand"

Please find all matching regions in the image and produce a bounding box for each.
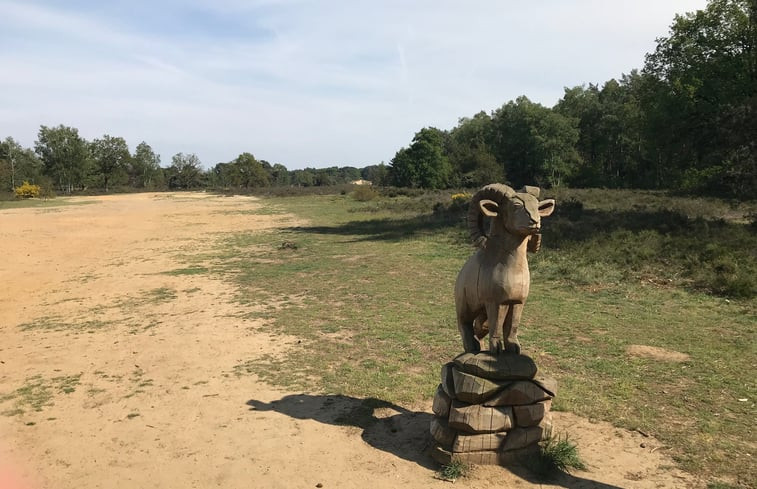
[0,192,699,488]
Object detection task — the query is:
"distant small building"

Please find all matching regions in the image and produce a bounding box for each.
[350,179,372,186]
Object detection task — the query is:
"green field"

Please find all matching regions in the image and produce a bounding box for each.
[178,188,754,487]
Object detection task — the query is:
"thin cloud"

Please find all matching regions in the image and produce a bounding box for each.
[0,0,708,168]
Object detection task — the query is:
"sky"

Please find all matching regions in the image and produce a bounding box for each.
[1,0,708,170]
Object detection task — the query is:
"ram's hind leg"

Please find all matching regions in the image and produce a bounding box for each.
[457,312,480,353]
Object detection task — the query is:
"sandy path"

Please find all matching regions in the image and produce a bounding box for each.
[0,192,699,489]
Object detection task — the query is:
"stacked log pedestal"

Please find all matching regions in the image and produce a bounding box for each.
[430,352,557,466]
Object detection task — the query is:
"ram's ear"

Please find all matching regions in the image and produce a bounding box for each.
[538,199,555,217]
[479,199,499,217]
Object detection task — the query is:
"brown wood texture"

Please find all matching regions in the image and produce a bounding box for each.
[430,443,540,467]
[440,362,456,399]
[454,352,537,381]
[430,417,456,449]
[513,400,551,427]
[452,432,507,452]
[451,368,505,404]
[532,374,558,397]
[502,414,553,451]
[483,380,551,407]
[448,401,513,433]
[432,384,452,418]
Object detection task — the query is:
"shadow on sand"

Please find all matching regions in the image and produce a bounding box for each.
[246,394,437,470]
[245,393,623,488]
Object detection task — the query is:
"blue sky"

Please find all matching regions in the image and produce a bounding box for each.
[1,0,708,170]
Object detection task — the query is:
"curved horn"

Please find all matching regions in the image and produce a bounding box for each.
[467,183,515,247]
[519,185,541,198]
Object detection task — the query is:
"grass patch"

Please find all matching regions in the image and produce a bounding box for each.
[200,189,754,483]
[164,267,209,276]
[18,316,109,332]
[0,374,81,415]
[527,434,587,479]
[116,287,178,310]
[707,482,742,489]
[0,197,97,210]
[438,460,471,481]
[144,287,177,303]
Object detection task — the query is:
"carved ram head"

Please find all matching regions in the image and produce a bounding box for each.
[467,184,555,250]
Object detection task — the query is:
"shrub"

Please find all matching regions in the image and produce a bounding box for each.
[351,185,379,202]
[14,181,41,199]
[450,192,472,203]
[556,197,584,221]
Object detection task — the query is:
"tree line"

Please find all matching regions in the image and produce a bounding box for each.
[2,0,753,198]
[388,0,756,197]
[0,126,385,195]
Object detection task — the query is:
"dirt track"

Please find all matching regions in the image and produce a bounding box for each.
[0,192,699,488]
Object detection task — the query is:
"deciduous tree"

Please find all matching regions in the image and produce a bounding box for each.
[167,153,203,189]
[90,135,130,192]
[130,142,162,188]
[389,127,452,189]
[490,96,580,187]
[34,125,90,193]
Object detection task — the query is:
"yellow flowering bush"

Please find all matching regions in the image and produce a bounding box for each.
[14,181,41,199]
[451,192,472,203]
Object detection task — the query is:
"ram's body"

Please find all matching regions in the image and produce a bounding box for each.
[454,184,554,354]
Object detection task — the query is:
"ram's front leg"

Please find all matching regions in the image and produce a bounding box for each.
[503,302,523,354]
[485,303,507,355]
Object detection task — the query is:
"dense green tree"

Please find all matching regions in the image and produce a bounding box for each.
[34,125,90,193]
[130,142,162,188]
[339,166,363,182]
[232,152,270,188]
[447,112,503,186]
[556,75,645,187]
[313,167,337,186]
[643,0,756,195]
[167,153,203,189]
[490,96,580,187]
[90,135,130,192]
[270,163,290,186]
[361,163,389,185]
[291,169,315,186]
[389,127,452,189]
[209,162,235,187]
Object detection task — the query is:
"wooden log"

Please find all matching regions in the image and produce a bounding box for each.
[502,414,553,451]
[448,401,513,433]
[532,375,558,397]
[453,432,507,452]
[440,362,456,399]
[432,384,452,418]
[451,368,505,404]
[430,417,456,449]
[513,400,551,427]
[483,380,551,407]
[454,352,537,381]
[430,444,540,467]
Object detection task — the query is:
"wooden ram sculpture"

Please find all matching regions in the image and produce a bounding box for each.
[454,184,555,355]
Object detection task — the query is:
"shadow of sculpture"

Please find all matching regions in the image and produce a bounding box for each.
[245,394,625,489]
[246,394,437,470]
[507,464,626,489]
